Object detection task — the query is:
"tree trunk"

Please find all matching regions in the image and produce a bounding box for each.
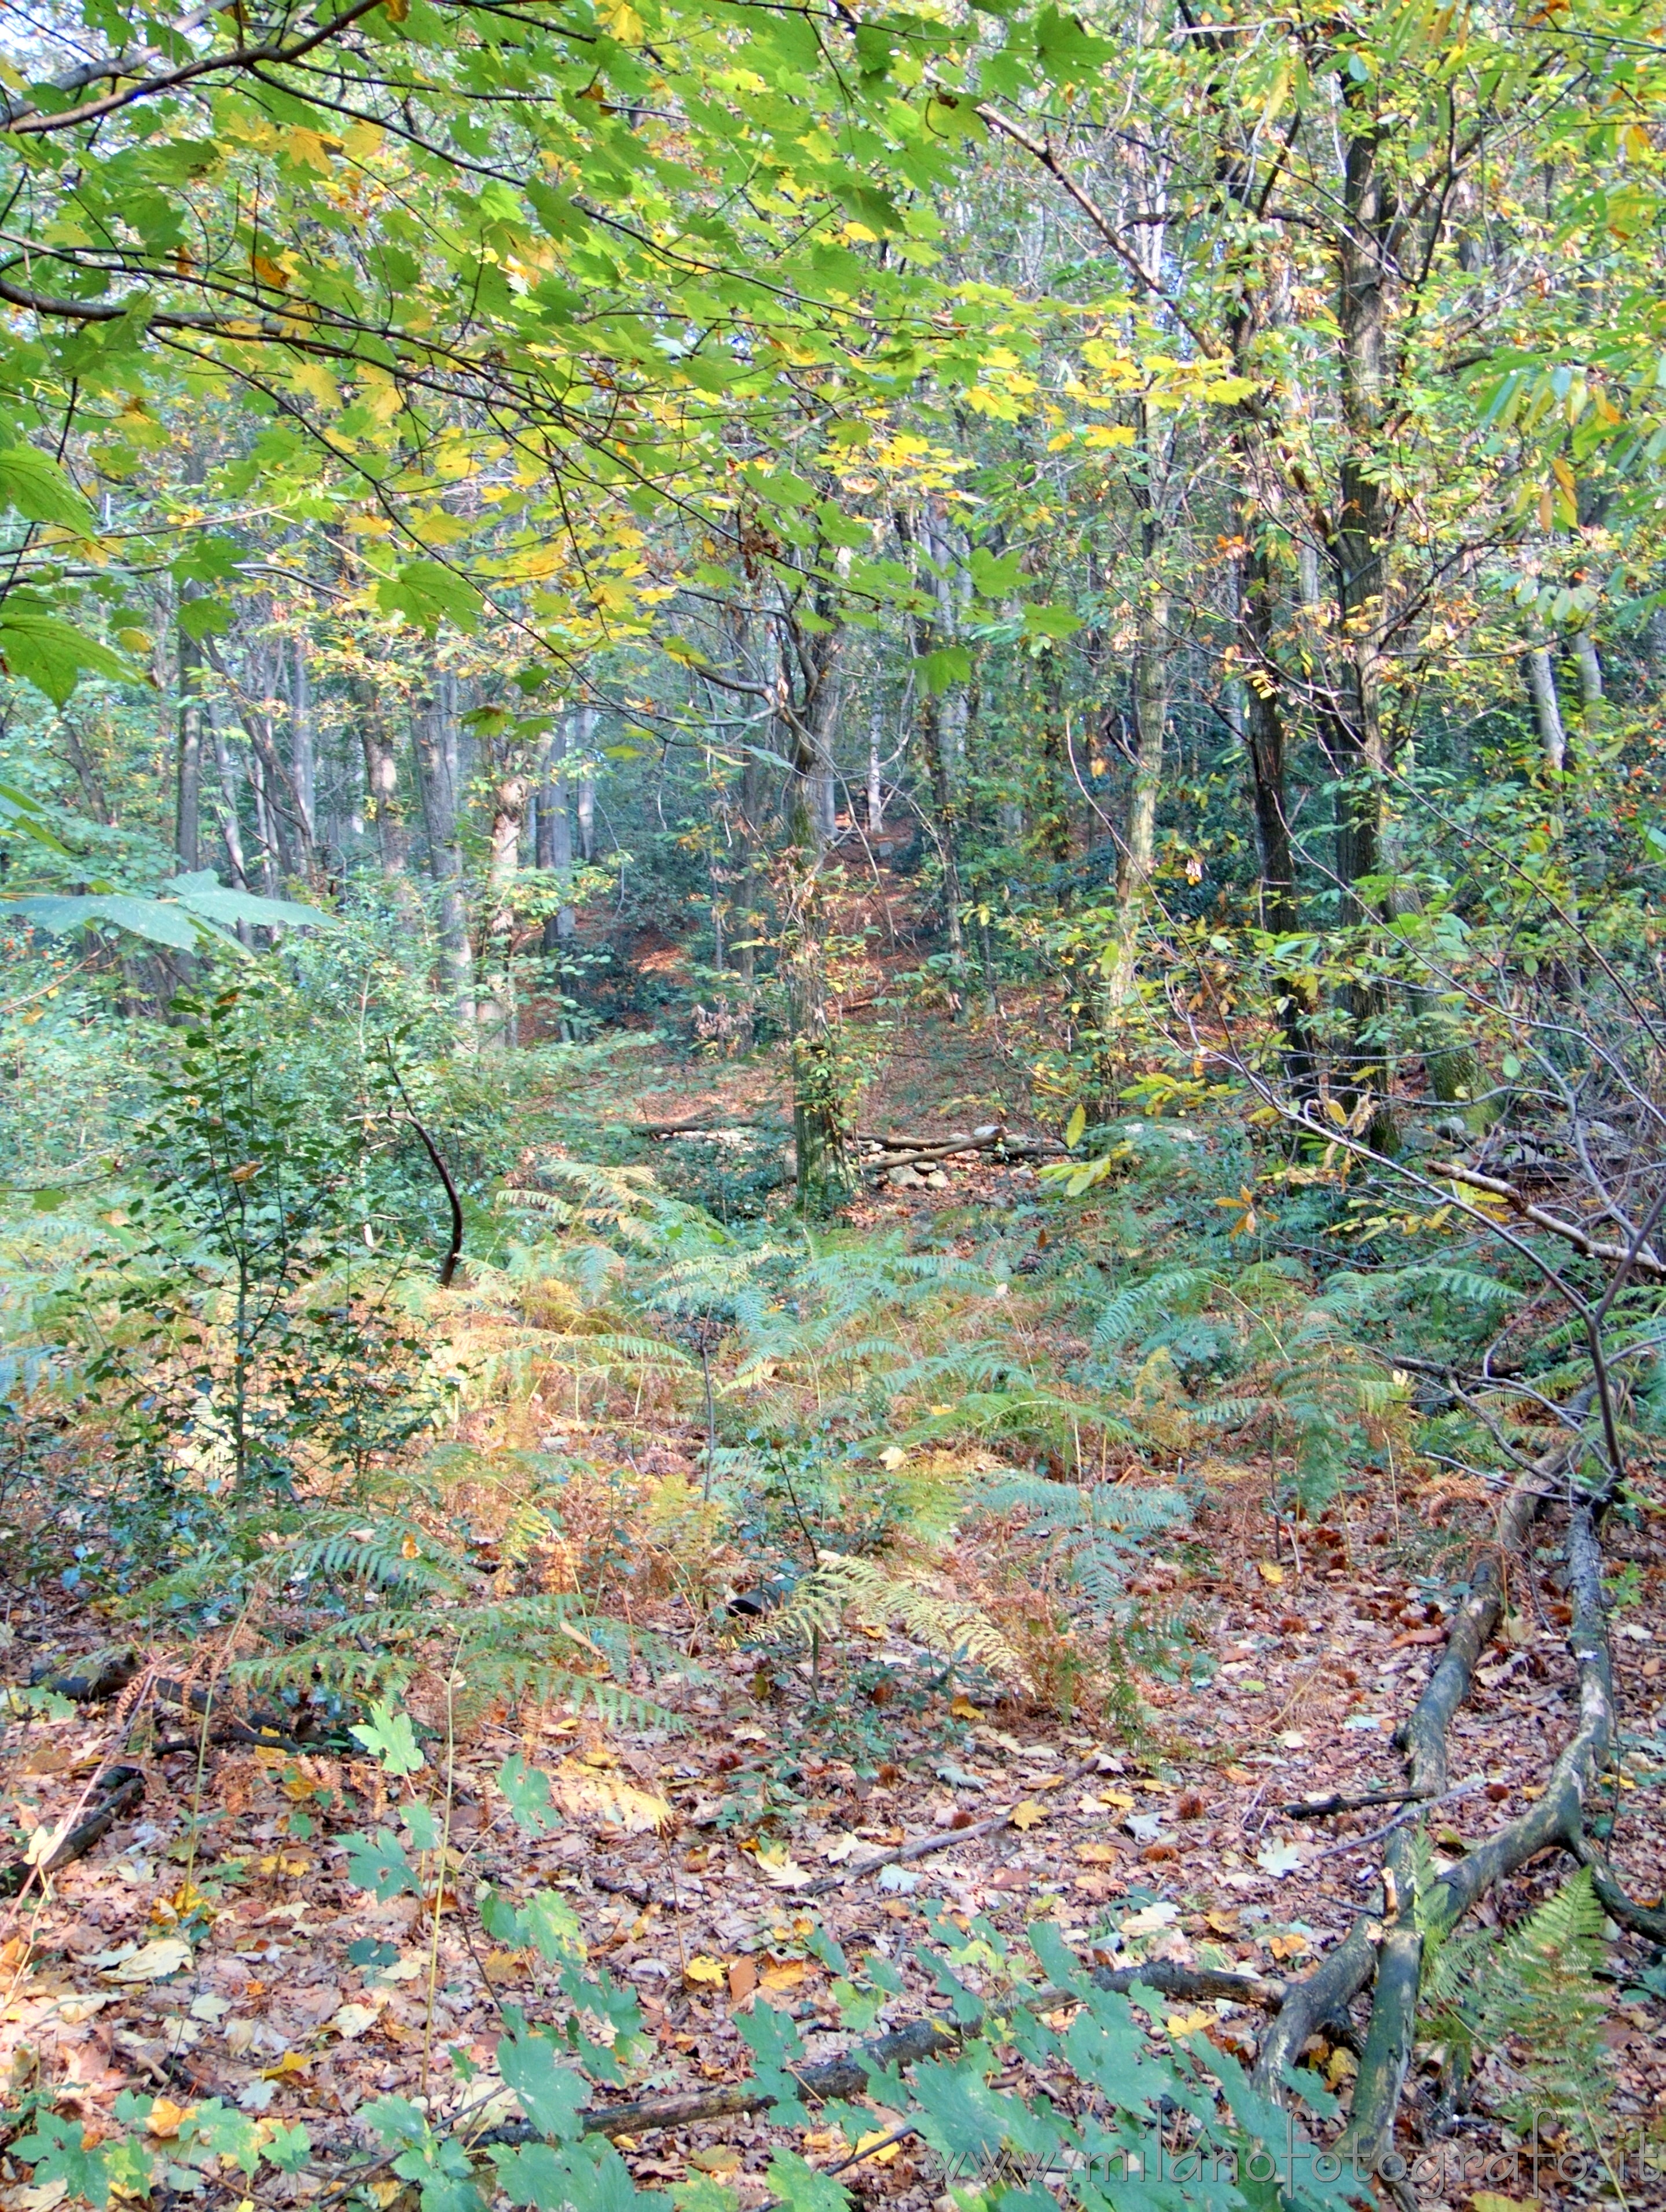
[359,690,409,879]
[781,821,849,1215]
[1572,631,1603,717]
[574,705,597,861]
[919,504,967,1014]
[539,715,576,954]
[413,677,475,1032]
[288,636,316,870]
[482,769,527,1045]
[1526,645,1568,776]
[175,598,204,876]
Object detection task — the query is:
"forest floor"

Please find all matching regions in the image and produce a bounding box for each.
[3,1010,1666,2212]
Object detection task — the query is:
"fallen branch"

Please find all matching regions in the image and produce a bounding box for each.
[797,1760,1098,1897]
[1433,1160,1666,1281]
[1569,1833,1666,1946]
[476,1959,1289,2148]
[1253,1417,1582,2143]
[0,1766,144,1896]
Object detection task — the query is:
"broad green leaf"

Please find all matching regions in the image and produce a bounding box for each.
[764,2153,849,2212]
[0,447,97,533]
[497,1752,560,1834]
[497,2028,589,2141]
[348,1700,425,1774]
[343,1828,421,1901]
[0,600,138,704]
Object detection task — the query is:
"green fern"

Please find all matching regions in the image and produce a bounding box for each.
[1421,1862,1612,2140]
[977,1472,1189,1620]
[754,1550,1021,1680]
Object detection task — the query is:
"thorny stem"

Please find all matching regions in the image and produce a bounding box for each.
[422,1638,464,2100]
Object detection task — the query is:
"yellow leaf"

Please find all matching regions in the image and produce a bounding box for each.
[1166,2009,1212,2037]
[282,126,335,173]
[760,1959,809,1991]
[1099,1789,1136,1810]
[949,1696,981,1720]
[401,1534,420,1559]
[682,1955,727,1986]
[1010,1799,1047,1831]
[1046,430,1076,451]
[1081,425,1136,448]
[1472,2198,1539,2212]
[145,2099,189,2140]
[262,2051,312,2081]
[548,1760,673,1835]
[1064,1104,1087,1149]
[879,1446,907,1471]
[853,2132,900,2167]
[368,2185,402,2209]
[1257,1560,1285,1586]
[1076,1843,1120,1864]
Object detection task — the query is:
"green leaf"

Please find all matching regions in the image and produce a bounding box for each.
[348,1699,426,1774]
[497,1753,560,1834]
[1021,602,1082,641]
[491,2143,576,2210]
[968,546,1025,594]
[379,559,483,633]
[734,2000,809,2124]
[403,1801,441,1851]
[0,598,139,704]
[178,596,233,642]
[343,1828,421,1901]
[0,780,69,853]
[9,893,222,953]
[15,2113,114,2207]
[497,2028,589,2141]
[178,2101,264,2176]
[0,446,97,533]
[164,873,334,932]
[765,2152,849,2212]
[913,645,971,695]
[263,2123,314,2174]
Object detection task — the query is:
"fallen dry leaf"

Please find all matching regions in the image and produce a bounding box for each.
[144,2099,188,2140]
[1165,2009,1212,2037]
[728,1957,758,2002]
[104,1937,191,1985]
[1009,1799,1047,1831]
[683,1954,726,1987]
[1076,1843,1120,1865]
[331,2002,382,2039]
[1256,1560,1285,1586]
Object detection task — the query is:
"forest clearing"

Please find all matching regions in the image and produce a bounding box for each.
[2,0,1666,2203]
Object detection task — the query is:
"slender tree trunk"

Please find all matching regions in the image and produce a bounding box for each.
[540,715,576,954]
[781,820,848,1215]
[175,597,204,876]
[1526,645,1568,776]
[574,705,597,861]
[288,635,316,871]
[867,706,885,835]
[919,504,967,1014]
[413,677,475,1032]
[1572,632,1603,717]
[482,769,527,1045]
[359,688,409,879]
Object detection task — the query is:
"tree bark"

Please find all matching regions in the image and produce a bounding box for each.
[413,677,475,1032]
[1526,644,1568,776]
[539,714,576,955]
[175,594,204,875]
[482,769,527,1045]
[359,685,409,879]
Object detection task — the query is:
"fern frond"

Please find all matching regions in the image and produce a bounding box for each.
[757,1552,1021,1680]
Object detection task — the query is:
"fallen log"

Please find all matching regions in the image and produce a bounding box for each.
[0,1766,144,1897]
[475,1957,1290,2148]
